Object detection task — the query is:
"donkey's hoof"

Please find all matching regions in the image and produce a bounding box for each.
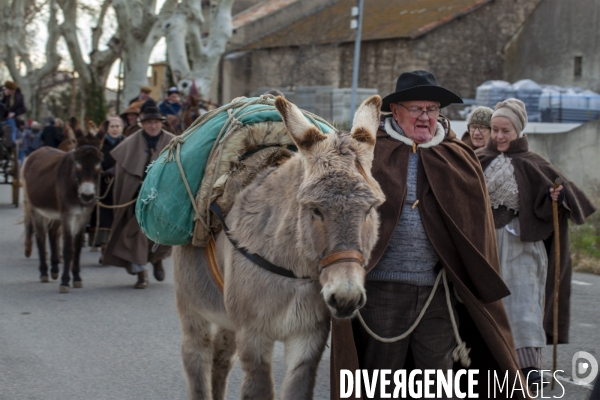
[51,272,59,280]
[59,285,70,293]
[73,281,83,289]
[40,275,49,283]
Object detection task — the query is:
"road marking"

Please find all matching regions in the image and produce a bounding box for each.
[542,372,594,389]
[572,280,592,286]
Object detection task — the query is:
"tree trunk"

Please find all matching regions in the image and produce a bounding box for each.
[122,45,155,102]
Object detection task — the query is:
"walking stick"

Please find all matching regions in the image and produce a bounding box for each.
[551,177,562,390]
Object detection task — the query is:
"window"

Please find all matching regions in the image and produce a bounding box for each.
[574,56,583,77]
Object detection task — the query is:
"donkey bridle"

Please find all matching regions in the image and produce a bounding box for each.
[209,202,364,280]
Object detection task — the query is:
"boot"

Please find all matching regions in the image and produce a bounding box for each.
[152,260,165,282]
[134,270,149,289]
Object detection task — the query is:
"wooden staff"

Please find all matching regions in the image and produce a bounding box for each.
[551,177,562,390]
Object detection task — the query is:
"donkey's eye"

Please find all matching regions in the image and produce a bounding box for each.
[312,208,323,221]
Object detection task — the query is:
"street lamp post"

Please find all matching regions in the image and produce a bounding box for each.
[349,0,364,127]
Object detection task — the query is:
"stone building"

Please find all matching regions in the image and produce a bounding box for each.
[504,0,600,92]
[223,0,543,103]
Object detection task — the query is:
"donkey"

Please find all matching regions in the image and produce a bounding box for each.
[173,95,385,400]
[23,130,103,293]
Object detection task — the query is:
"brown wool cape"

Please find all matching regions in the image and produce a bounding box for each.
[103,129,174,269]
[477,136,596,344]
[331,124,528,400]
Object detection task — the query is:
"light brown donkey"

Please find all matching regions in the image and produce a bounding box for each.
[173,96,385,400]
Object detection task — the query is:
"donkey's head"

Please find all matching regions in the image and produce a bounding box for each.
[72,122,103,205]
[275,95,385,319]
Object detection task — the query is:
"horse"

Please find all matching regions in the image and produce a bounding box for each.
[173,95,385,400]
[22,127,103,293]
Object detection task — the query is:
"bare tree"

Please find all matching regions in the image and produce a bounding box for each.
[57,0,121,123]
[1,0,62,112]
[163,0,234,98]
[112,0,178,101]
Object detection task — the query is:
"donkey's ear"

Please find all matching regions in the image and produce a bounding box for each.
[275,96,327,151]
[350,95,382,148]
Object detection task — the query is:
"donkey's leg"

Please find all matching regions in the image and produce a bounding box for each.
[178,302,214,400]
[211,327,236,400]
[71,230,84,288]
[32,214,49,282]
[48,222,61,280]
[280,324,330,400]
[237,330,276,400]
[59,227,73,293]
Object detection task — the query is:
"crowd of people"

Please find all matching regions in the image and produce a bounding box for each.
[3,72,597,397]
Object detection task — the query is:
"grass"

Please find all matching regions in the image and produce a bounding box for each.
[570,185,600,274]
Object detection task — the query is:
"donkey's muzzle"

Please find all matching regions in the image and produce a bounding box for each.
[327,292,366,319]
[320,250,367,319]
[79,193,96,204]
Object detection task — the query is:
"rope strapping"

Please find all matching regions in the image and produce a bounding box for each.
[356,269,472,367]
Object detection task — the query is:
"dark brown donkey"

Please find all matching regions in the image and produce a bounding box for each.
[23,133,103,293]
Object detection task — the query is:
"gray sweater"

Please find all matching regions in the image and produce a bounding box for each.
[367,124,439,286]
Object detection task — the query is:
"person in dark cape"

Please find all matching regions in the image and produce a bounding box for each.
[88,116,125,262]
[331,71,528,400]
[462,105,493,150]
[103,107,174,289]
[477,98,596,388]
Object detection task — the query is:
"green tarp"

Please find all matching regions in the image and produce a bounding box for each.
[136,97,334,246]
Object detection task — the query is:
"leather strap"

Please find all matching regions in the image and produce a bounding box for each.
[210,202,310,280]
[319,250,364,269]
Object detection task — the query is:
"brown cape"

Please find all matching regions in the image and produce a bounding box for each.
[331,122,527,400]
[103,129,174,268]
[477,136,596,344]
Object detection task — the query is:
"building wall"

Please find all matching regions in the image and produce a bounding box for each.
[504,0,600,91]
[223,0,541,103]
[527,120,600,194]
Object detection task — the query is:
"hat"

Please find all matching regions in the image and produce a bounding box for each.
[120,104,141,118]
[492,98,527,137]
[4,81,17,90]
[167,86,179,95]
[467,106,494,128]
[381,70,463,112]
[139,106,166,122]
[140,86,152,94]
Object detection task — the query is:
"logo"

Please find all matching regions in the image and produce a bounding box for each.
[572,351,598,385]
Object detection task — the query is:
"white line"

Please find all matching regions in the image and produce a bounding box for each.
[572,280,592,286]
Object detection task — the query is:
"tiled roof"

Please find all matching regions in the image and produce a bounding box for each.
[233,0,299,29]
[245,0,491,49]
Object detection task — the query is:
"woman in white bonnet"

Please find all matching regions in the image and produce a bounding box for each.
[477,99,596,391]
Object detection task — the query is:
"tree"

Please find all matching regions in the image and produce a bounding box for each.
[1,0,62,114]
[112,0,178,101]
[163,0,234,98]
[57,0,121,124]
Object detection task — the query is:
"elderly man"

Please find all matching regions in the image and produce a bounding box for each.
[331,71,527,399]
[128,85,157,113]
[2,81,26,143]
[103,106,174,289]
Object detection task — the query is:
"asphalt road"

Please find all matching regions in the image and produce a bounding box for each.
[0,184,598,400]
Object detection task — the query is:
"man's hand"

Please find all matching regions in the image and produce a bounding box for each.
[550,185,563,202]
[8,112,14,118]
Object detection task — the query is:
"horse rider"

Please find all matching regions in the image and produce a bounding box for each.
[159,87,183,134]
[119,104,141,137]
[128,85,157,114]
[1,80,26,143]
[102,106,175,289]
[330,70,527,399]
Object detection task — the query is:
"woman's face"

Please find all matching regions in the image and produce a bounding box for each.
[126,113,138,126]
[491,116,518,152]
[108,120,123,138]
[469,124,490,148]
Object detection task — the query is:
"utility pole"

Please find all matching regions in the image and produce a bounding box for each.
[349,0,364,126]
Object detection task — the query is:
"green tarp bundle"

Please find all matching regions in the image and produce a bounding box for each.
[136,96,334,246]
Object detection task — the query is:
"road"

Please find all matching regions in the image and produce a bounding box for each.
[0,184,598,399]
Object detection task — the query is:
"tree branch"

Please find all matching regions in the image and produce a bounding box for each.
[91,0,112,52]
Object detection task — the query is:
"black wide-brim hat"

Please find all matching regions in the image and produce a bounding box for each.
[381,70,463,112]
[139,106,166,122]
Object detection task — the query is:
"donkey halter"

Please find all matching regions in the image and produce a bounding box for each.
[319,250,365,271]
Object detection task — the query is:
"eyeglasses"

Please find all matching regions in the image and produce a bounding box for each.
[397,103,441,119]
[469,124,490,133]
